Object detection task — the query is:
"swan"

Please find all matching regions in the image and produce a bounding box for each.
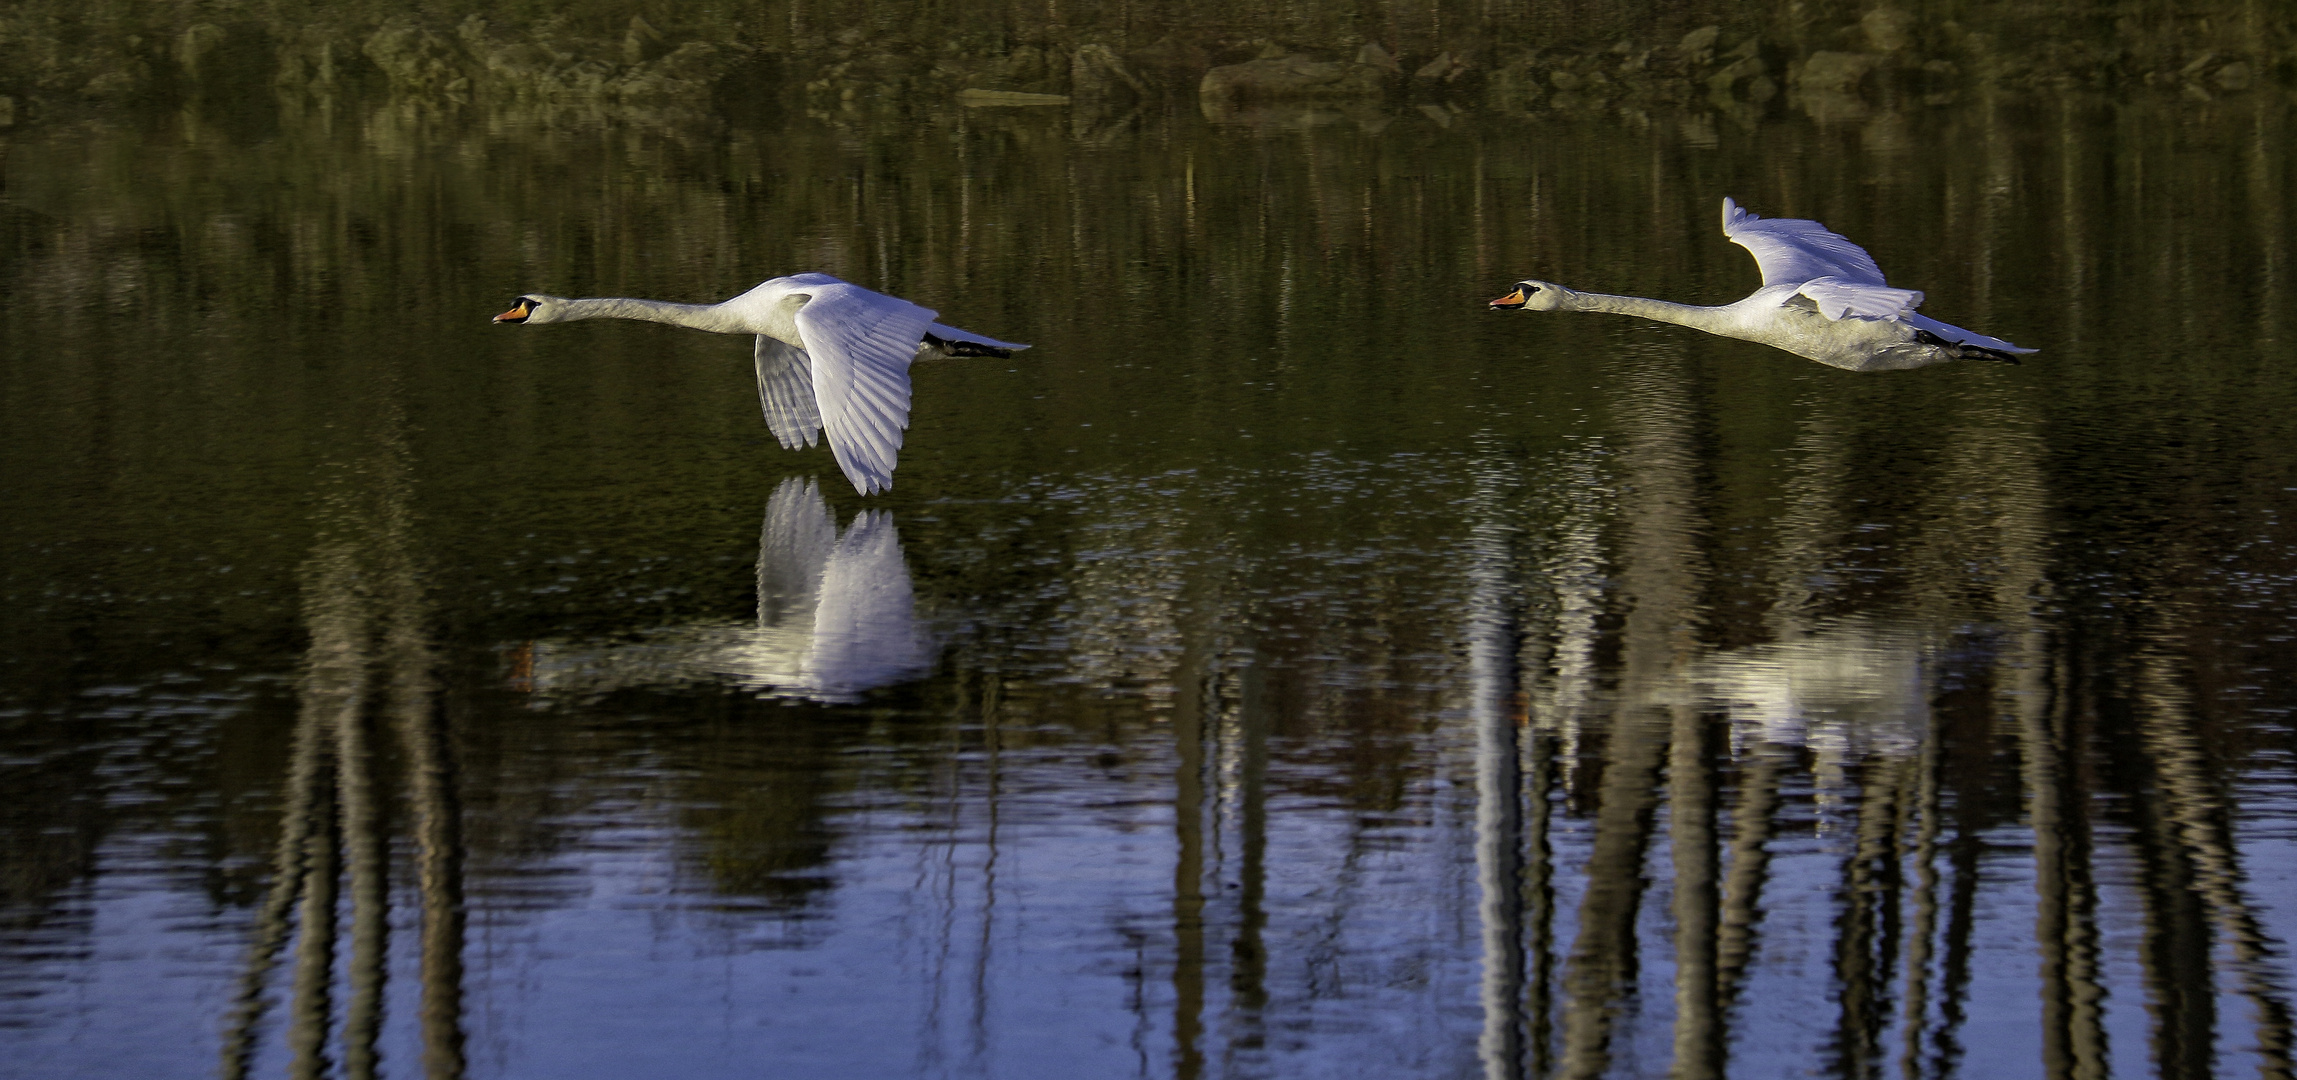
[494,274,1028,494]
[1490,198,2034,371]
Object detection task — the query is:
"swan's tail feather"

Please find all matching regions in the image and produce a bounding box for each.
[923,332,1017,359]
[920,321,1030,361]
[1913,328,2023,364]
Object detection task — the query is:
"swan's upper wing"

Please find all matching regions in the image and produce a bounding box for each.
[792,282,939,495]
[1797,276,1925,321]
[1722,197,1889,287]
[754,337,823,450]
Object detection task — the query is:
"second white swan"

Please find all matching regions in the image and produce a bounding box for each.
[1491,198,2034,371]
[495,274,1028,494]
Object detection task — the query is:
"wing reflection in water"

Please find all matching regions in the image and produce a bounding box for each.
[1690,616,1929,767]
[522,477,935,703]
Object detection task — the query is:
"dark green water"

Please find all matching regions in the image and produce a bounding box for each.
[4,90,2296,1079]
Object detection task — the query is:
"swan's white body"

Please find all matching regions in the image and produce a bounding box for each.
[1492,198,2034,371]
[495,273,1028,494]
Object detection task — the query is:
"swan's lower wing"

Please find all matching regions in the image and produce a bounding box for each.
[924,322,1030,352]
[1905,312,2037,355]
[755,337,824,450]
[1797,277,1924,321]
[1723,197,1890,288]
[793,284,939,495]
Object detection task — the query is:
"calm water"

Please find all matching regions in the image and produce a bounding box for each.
[4,90,2296,1080]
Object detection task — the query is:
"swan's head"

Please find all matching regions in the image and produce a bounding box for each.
[1490,280,1574,312]
[493,295,568,324]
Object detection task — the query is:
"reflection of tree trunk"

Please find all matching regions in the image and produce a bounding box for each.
[1538,445,1609,762]
[219,391,462,1079]
[1469,454,1524,1079]
[2247,99,2286,347]
[289,545,361,1080]
[1716,747,1782,1011]
[1171,637,1210,1080]
[969,669,1004,1069]
[1899,726,1945,1080]
[392,573,465,1080]
[1669,699,1720,1080]
[1767,409,1848,640]
[1828,755,1911,1077]
[219,575,345,1080]
[1557,706,1664,1080]
[1522,725,1558,1078]
[288,756,340,1080]
[375,404,466,1080]
[2019,646,2109,1080]
[2132,640,2297,1079]
[1932,775,1987,1077]
[338,556,389,1080]
[1225,657,1269,1067]
[1563,358,1705,1079]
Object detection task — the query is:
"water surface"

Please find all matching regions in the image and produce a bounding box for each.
[4,92,2296,1079]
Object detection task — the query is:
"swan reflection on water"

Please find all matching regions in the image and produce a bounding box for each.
[515,477,934,703]
[1688,615,1930,763]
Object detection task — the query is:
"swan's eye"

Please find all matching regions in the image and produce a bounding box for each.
[1524,284,1541,294]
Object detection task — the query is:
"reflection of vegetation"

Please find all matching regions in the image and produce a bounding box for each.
[3,85,2297,1075]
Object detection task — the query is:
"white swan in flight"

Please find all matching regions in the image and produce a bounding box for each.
[494,274,1028,494]
[1490,198,2034,371]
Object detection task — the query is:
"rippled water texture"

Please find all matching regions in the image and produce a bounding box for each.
[5,93,2297,1079]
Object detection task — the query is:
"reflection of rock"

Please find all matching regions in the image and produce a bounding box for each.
[1861,8,1918,54]
[518,478,933,704]
[1198,97,1393,133]
[1070,44,1148,102]
[1198,54,1391,104]
[1796,51,1881,96]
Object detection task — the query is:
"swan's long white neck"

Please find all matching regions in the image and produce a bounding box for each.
[1559,290,1740,335]
[553,297,754,334]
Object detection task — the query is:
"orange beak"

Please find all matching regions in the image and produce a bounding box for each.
[494,299,533,323]
[1489,287,1528,310]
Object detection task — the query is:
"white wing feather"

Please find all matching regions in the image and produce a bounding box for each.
[794,283,939,495]
[753,336,823,449]
[1722,197,1889,287]
[1798,276,1925,321]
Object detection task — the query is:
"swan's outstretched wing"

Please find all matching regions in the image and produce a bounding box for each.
[1722,197,1889,287]
[792,283,939,495]
[1797,276,1925,321]
[754,337,824,450]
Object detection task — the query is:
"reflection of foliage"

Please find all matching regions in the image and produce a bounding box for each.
[4,85,2297,1074]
